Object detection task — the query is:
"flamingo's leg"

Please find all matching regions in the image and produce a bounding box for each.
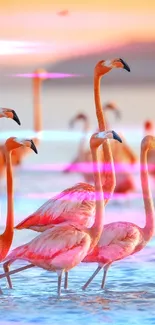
[2,262,34,288]
[82,265,102,291]
[101,263,112,289]
[57,270,63,299]
[3,261,13,289]
[64,272,68,289]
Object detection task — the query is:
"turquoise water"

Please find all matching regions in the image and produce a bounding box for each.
[0,167,155,325]
[0,237,155,325]
[0,79,154,325]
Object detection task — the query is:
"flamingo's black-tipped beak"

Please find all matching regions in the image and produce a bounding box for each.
[112,130,122,143]
[119,58,130,72]
[12,110,21,125]
[30,140,38,154]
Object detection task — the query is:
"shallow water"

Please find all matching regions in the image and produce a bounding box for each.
[0,166,155,324]
[0,82,155,324]
[0,241,155,325]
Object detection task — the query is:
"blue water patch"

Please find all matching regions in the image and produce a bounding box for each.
[0,258,155,325]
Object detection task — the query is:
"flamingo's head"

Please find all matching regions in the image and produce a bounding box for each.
[103,102,121,119]
[5,137,38,154]
[142,135,155,151]
[69,113,88,128]
[90,130,122,148]
[96,58,130,76]
[33,69,48,80]
[0,108,21,125]
[144,120,153,131]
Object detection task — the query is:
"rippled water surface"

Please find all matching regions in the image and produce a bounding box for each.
[0,168,155,325]
[0,83,155,324]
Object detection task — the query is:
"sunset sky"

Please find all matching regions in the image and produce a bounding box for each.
[0,1,155,66]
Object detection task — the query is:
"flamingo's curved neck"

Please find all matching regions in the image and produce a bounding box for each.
[33,78,42,133]
[94,74,106,131]
[1,150,14,256]
[78,116,90,156]
[90,144,104,248]
[121,138,137,164]
[94,71,115,201]
[141,143,155,241]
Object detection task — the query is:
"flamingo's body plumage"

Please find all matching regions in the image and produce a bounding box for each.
[83,221,144,265]
[6,223,91,272]
[15,183,96,231]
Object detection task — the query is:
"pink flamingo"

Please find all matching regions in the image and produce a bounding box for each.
[7,58,130,289]
[0,108,20,125]
[144,120,154,136]
[0,108,21,177]
[14,58,130,231]
[110,134,137,193]
[64,104,137,193]
[82,134,155,290]
[144,120,155,176]
[63,102,120,176]
[0,137,37,263]
[1,130,122,298]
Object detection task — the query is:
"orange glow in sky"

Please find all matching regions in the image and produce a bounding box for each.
[1,0,155,12]
[0,1,155,65]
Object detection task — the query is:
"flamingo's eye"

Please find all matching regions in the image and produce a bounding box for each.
[103,60,112,68]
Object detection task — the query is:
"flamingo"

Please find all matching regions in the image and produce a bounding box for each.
[110,134,137,193]
[0,108,21,177]
[10,58,130,289]
[82,135,155,290]
[144,120,154,136]
[144,120,155,176]
[1,130,122,297]
[0,137,38,266]
[11,69,46,166]
[0,108,20,125]
[64,103,137,194]
[63,101,120,176]
[14,58,130,231]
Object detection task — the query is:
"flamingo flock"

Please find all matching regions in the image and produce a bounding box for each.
[64,102,137,194]
[0,58,154,299]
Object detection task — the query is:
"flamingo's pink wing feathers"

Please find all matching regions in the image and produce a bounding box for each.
[15,183,95,231]
[84,222,142,263]
[5,224,91,271]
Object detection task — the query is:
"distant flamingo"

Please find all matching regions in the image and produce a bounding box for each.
[63,101,120,176]
[144,120,154,136]
[64,103,137,194]
[12,58,130,289]
[11,69,46,166]
[1,130,122,297]
[82,135,155,290]
[111,134,137,193]
[144,120,155,176]
[0,108,21,177]
[0,137,37,266]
